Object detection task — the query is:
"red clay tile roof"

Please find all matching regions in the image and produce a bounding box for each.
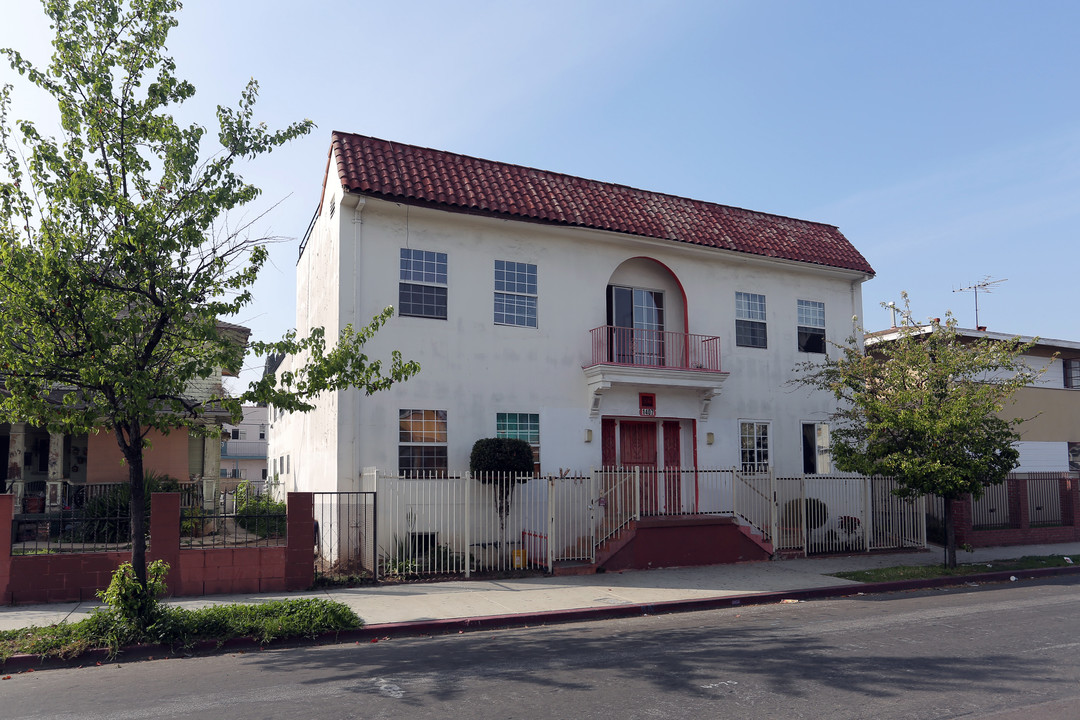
[330,132,875,275]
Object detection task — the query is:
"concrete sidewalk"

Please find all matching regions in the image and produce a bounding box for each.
[3,541,1079,634]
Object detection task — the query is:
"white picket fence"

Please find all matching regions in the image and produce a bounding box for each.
[366,467,927,577]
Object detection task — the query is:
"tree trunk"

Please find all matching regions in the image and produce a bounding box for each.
[117,422,148,591]
[944,498,957,569]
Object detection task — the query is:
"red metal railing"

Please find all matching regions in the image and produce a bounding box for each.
[587,326,722,371]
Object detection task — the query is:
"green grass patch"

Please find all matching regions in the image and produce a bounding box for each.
[0,598,363,664]
[832,554,1075,583]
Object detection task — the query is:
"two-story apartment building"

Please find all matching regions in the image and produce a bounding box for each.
[269,133,876,500]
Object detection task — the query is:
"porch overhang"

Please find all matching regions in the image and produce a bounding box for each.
[583,364,730,419]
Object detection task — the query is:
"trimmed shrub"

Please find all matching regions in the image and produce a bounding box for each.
[469,438,534,529]
[469,437,534,475]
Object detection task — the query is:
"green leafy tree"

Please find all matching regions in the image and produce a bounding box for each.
[0,0,419,600]
[795,296,1041,567]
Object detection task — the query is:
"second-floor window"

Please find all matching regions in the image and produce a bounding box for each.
[607,285,665,366]
[399,248,447,319]
[1064,359,1080,389]
[735,292,767,348]
[494,260,537,327]
[797,299,826,353]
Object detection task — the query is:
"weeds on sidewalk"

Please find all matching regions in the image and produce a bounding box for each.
[832,554,1074,583]
[0,562,362,664]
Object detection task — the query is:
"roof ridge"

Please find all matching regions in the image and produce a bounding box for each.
[330,131,840,232]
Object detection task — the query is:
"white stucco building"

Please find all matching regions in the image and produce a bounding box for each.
[269,133,876,497]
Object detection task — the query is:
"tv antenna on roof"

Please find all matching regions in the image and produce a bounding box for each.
[953,276,1006,329]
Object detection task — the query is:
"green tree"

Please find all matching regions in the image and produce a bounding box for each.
[0,0,419,599]
[796,296,1041,567]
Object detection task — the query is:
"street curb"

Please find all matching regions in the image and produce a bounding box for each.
[4,564,1080,674]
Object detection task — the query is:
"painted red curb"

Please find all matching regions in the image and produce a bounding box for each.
[4,564,1080,673]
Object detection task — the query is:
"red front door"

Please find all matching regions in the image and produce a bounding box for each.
[620,421,659,514]
[663,420,682,513]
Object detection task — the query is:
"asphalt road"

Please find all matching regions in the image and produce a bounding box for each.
[5,576,1080,719]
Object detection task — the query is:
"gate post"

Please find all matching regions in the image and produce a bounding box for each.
[799,475,808,557]
[547,476,556,571]
[633,466,641,521]
[769,468,777,546]
[863,476,873,552]
[464,472,471,578]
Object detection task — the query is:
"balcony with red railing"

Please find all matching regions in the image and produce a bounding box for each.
[585,326,723,372]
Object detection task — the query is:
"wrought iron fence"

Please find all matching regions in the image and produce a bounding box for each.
[10,481,203,555]
[313,491,377,582]
[971,482,1013,530]
[180,482,287,549]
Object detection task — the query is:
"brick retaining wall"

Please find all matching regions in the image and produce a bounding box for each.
[0,492,314,605]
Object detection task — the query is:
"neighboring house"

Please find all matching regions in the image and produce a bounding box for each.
[1,321,249,507]
[220,405,269,483]
[866,326,1080,472]
[268,132,875,499]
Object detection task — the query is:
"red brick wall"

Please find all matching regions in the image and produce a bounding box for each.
[1,492,314,605]
[953,475,1080,548]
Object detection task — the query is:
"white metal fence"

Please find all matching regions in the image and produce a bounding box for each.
[360,466,928,577]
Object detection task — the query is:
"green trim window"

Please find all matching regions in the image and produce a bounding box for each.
[496,412,540,473]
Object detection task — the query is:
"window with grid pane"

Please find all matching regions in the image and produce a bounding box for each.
[797,299,826,353]
[399,249,447,319]
[1065,359,1080,389]
[494,260,537,327]
[735,292,767,348]
[399,409,448,476]
[496,412,540,472]
[740,421,770,473]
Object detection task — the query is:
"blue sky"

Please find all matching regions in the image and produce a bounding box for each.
[3,1,1078,388]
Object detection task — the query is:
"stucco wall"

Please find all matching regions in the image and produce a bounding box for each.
[273,191,868,490]
[86,429,191,483]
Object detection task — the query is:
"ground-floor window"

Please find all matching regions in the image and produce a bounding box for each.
[739,421,770,472]
[802,422,831,474]
[399,409,448,477]
[496,412,540,473]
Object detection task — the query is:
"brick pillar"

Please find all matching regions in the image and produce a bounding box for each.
[285,492,314,591]
[149,492,182,598]
[951,497,971,545]
[0,494,12,604]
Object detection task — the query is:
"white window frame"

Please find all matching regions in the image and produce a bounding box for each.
[797,299,826,353]
[801,422,831,474]
[399,248,448,319]
[494,260,538,328]
[739,420,771,473]
[735,291,767,348]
